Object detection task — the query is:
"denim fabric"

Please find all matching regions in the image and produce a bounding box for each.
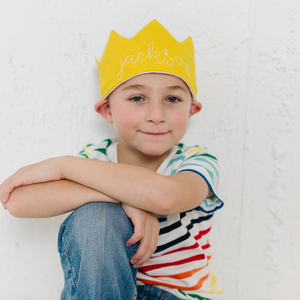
[58,202,139,300]
[58,202,181,300]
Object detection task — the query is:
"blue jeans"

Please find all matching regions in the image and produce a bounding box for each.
[58,202,181,300]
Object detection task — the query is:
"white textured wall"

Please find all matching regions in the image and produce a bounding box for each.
[1,1,300,299]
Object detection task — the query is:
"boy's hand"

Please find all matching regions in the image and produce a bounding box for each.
[0,158,62,209]
[121,203,160,269]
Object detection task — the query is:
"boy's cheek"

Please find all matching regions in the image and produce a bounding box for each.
[113,110,140,130]
[171,114,189,130]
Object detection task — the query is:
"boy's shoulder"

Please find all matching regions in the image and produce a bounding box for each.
[77,138,116,160]
[169,142,217,161]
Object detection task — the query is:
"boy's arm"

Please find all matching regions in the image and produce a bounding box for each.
[6,179,118,218]
[58,156,211,215]
[1,155,211,215]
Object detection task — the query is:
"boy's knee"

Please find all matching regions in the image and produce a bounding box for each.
[74,202,131,232]
[58,202,133,252]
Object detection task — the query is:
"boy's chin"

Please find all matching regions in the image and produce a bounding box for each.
[137,145,172,158]
[118,138,175,159]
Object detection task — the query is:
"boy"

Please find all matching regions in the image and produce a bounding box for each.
[0,20,223,299]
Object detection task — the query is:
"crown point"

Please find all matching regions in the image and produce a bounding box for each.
[181,36,194,48]
[109,30,129,41]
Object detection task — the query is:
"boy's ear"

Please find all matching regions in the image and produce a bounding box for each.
[189,101,202,118]
[94,99,113,123]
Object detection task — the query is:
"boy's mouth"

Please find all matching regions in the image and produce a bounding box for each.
[140,131,168,136]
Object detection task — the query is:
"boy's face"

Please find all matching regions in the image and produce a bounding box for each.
[96,73,201,162]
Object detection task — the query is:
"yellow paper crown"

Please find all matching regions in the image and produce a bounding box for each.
[96,20,197,101]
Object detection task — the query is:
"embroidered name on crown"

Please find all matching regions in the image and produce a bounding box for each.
[118,42,190,80]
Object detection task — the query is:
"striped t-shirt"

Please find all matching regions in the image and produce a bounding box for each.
[78,138,223,300]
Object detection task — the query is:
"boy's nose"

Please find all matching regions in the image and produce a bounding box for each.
[145,101,166,124]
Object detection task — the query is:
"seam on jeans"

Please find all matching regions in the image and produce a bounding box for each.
[142,284,147,297]
[61,234,78,291]
[159,290,165,300]
[131,288,137,300]
[58,224,66,254]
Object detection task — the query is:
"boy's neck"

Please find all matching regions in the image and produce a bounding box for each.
[116,143,171,172]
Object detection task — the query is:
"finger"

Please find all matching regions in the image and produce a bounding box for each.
[0,179,9,203]
[130,225,152,265]
[133,235,157,268]
[2,192,11,204]
[126,221,145,247]
[132,223,160,268]
[133,247,156,269]
[1,201,7,210]
[1,178,21,203]
[0,181,5,202]
[126,233,143,247]
[131,236,151,267]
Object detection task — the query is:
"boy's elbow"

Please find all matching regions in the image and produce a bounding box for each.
[156,199,173,215]
[154,177,195,215]
[7,204,21,218]
[154,185,179,215]
[6,198,20,218]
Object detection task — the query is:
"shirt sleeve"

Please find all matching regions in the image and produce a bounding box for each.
[177,146,224,213]
[77,143,95,159]
[76,139,115,160]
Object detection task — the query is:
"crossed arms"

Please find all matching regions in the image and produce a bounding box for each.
[1,156,211,216]
[0,155,211,267]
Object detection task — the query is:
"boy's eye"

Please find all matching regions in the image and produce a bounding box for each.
[130,96,143,102]
[167,97,181,103]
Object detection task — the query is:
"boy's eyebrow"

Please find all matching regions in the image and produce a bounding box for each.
[121,84,189,94]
